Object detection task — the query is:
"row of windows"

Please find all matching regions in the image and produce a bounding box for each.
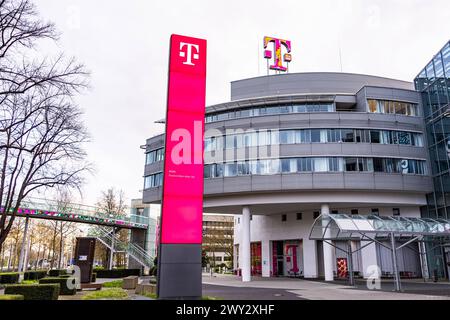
[238,208,402,224]
[144,173,163,189]
[205,128,424,151]
[203,157,427,179]
[205,103,335,123]
[367,99,419,116]
[146,148,164,165]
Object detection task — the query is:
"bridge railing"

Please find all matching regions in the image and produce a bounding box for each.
[2,197,149,229]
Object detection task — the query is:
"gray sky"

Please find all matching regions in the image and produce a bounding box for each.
[33,0,450,207]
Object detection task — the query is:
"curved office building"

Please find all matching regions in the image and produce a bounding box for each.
[143,72,433,281]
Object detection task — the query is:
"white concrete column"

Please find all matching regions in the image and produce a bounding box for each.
[261,240,271,277]
[303,238,318,278]
[241,206,251,282]
[322,204,334,281]
[361,241,379,279]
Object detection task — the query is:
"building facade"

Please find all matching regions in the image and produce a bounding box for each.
[415,40,450,279]
[202,215,234,268]
[143,71,436,281]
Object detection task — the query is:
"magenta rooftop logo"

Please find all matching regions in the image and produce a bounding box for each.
[264,36,292,72]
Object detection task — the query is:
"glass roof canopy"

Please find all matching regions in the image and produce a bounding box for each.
[309,214,450,240]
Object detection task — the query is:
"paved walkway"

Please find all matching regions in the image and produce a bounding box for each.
[202,274,450,300]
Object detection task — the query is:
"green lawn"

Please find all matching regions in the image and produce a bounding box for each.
[82,288,129,300]
[102,280,123,288]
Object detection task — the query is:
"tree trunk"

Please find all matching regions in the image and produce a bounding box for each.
[51,222,58,268]
[0,243,4,271]
[35,242,41,270]
[58,223,64,269]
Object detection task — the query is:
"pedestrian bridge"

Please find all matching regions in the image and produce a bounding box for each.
[1,197,148,230]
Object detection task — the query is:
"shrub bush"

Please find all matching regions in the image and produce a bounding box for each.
[0,272,20,284]
[95,269,140,278]
[48,269,67,277]
[39,277,76,295]
[0,294,24,300]
[24,270,48,281]
[4,284,59,300]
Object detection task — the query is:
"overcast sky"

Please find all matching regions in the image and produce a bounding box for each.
[32,0,450,208]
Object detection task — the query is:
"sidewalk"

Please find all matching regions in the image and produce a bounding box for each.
[202,274,450,300]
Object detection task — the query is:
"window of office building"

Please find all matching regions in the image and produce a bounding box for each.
[144,173,163,189]
[351,209,359,215]
[393,208,400,216]
[204,157,426,178]
[371,208,380,216]
[146,148,164,165]
[282,214,287,222]
[296,212,303,220]
[367,99,418,116]
[341,129,354,142]
[345,158,358,171]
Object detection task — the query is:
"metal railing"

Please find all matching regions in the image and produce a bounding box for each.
[1,197,149,229]
[91,226,154,269]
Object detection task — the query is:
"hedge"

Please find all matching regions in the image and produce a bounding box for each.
[39,277,76,295]
[4,284,60,300]
[0,294,24,300]
[48,269,68,277]
[94,269,140,278]
[0,272,19,284]
[24,270,48,281]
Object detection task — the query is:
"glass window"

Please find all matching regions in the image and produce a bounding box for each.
[204,165,212,178]
[370,130,381,144]
[146,152,155,165]
[345,158,358,171]
[412,133,423,147]
[395,102,407,115]
[313,158,328,172]
[327,129,341,143]
[224,162,237,177]
[296,130,311,143]
[398,132,411,145]
[380,131,392,144]
[373,158,384,172]
[298,158,312,172]
[237,161,250,176]
[294,104,306,113]
[280,130,295,144]
[281,159,297,173]
[310,129,321,143]
[215,163,224,178]
[367,100,379,113]
[328,158,343,172]
[358,158,373,172]
[341,129,354,143]
[355,129,369,143]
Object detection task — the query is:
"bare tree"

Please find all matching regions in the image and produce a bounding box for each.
[0,0,90,251]
[93,188,128,268]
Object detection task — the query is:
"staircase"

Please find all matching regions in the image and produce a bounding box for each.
[90,226,154,269]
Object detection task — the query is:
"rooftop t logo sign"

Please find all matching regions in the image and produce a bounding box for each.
[264,36,292,72]
[179,42,200,66]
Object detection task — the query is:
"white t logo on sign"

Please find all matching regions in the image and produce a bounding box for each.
[179,42,199,66]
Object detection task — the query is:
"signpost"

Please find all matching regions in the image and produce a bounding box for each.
[157,34,207,299]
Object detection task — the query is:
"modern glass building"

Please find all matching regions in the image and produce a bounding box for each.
[143,72,434,281]
[415,40,450,279]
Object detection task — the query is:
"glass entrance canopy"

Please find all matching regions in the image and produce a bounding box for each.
[309,214,450,240]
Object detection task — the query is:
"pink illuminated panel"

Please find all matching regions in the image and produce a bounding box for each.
[160,34,207,244]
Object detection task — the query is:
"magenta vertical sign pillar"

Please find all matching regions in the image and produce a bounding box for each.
[157,34,207,299]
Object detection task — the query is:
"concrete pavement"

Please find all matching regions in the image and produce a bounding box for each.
[202,274,450,300]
